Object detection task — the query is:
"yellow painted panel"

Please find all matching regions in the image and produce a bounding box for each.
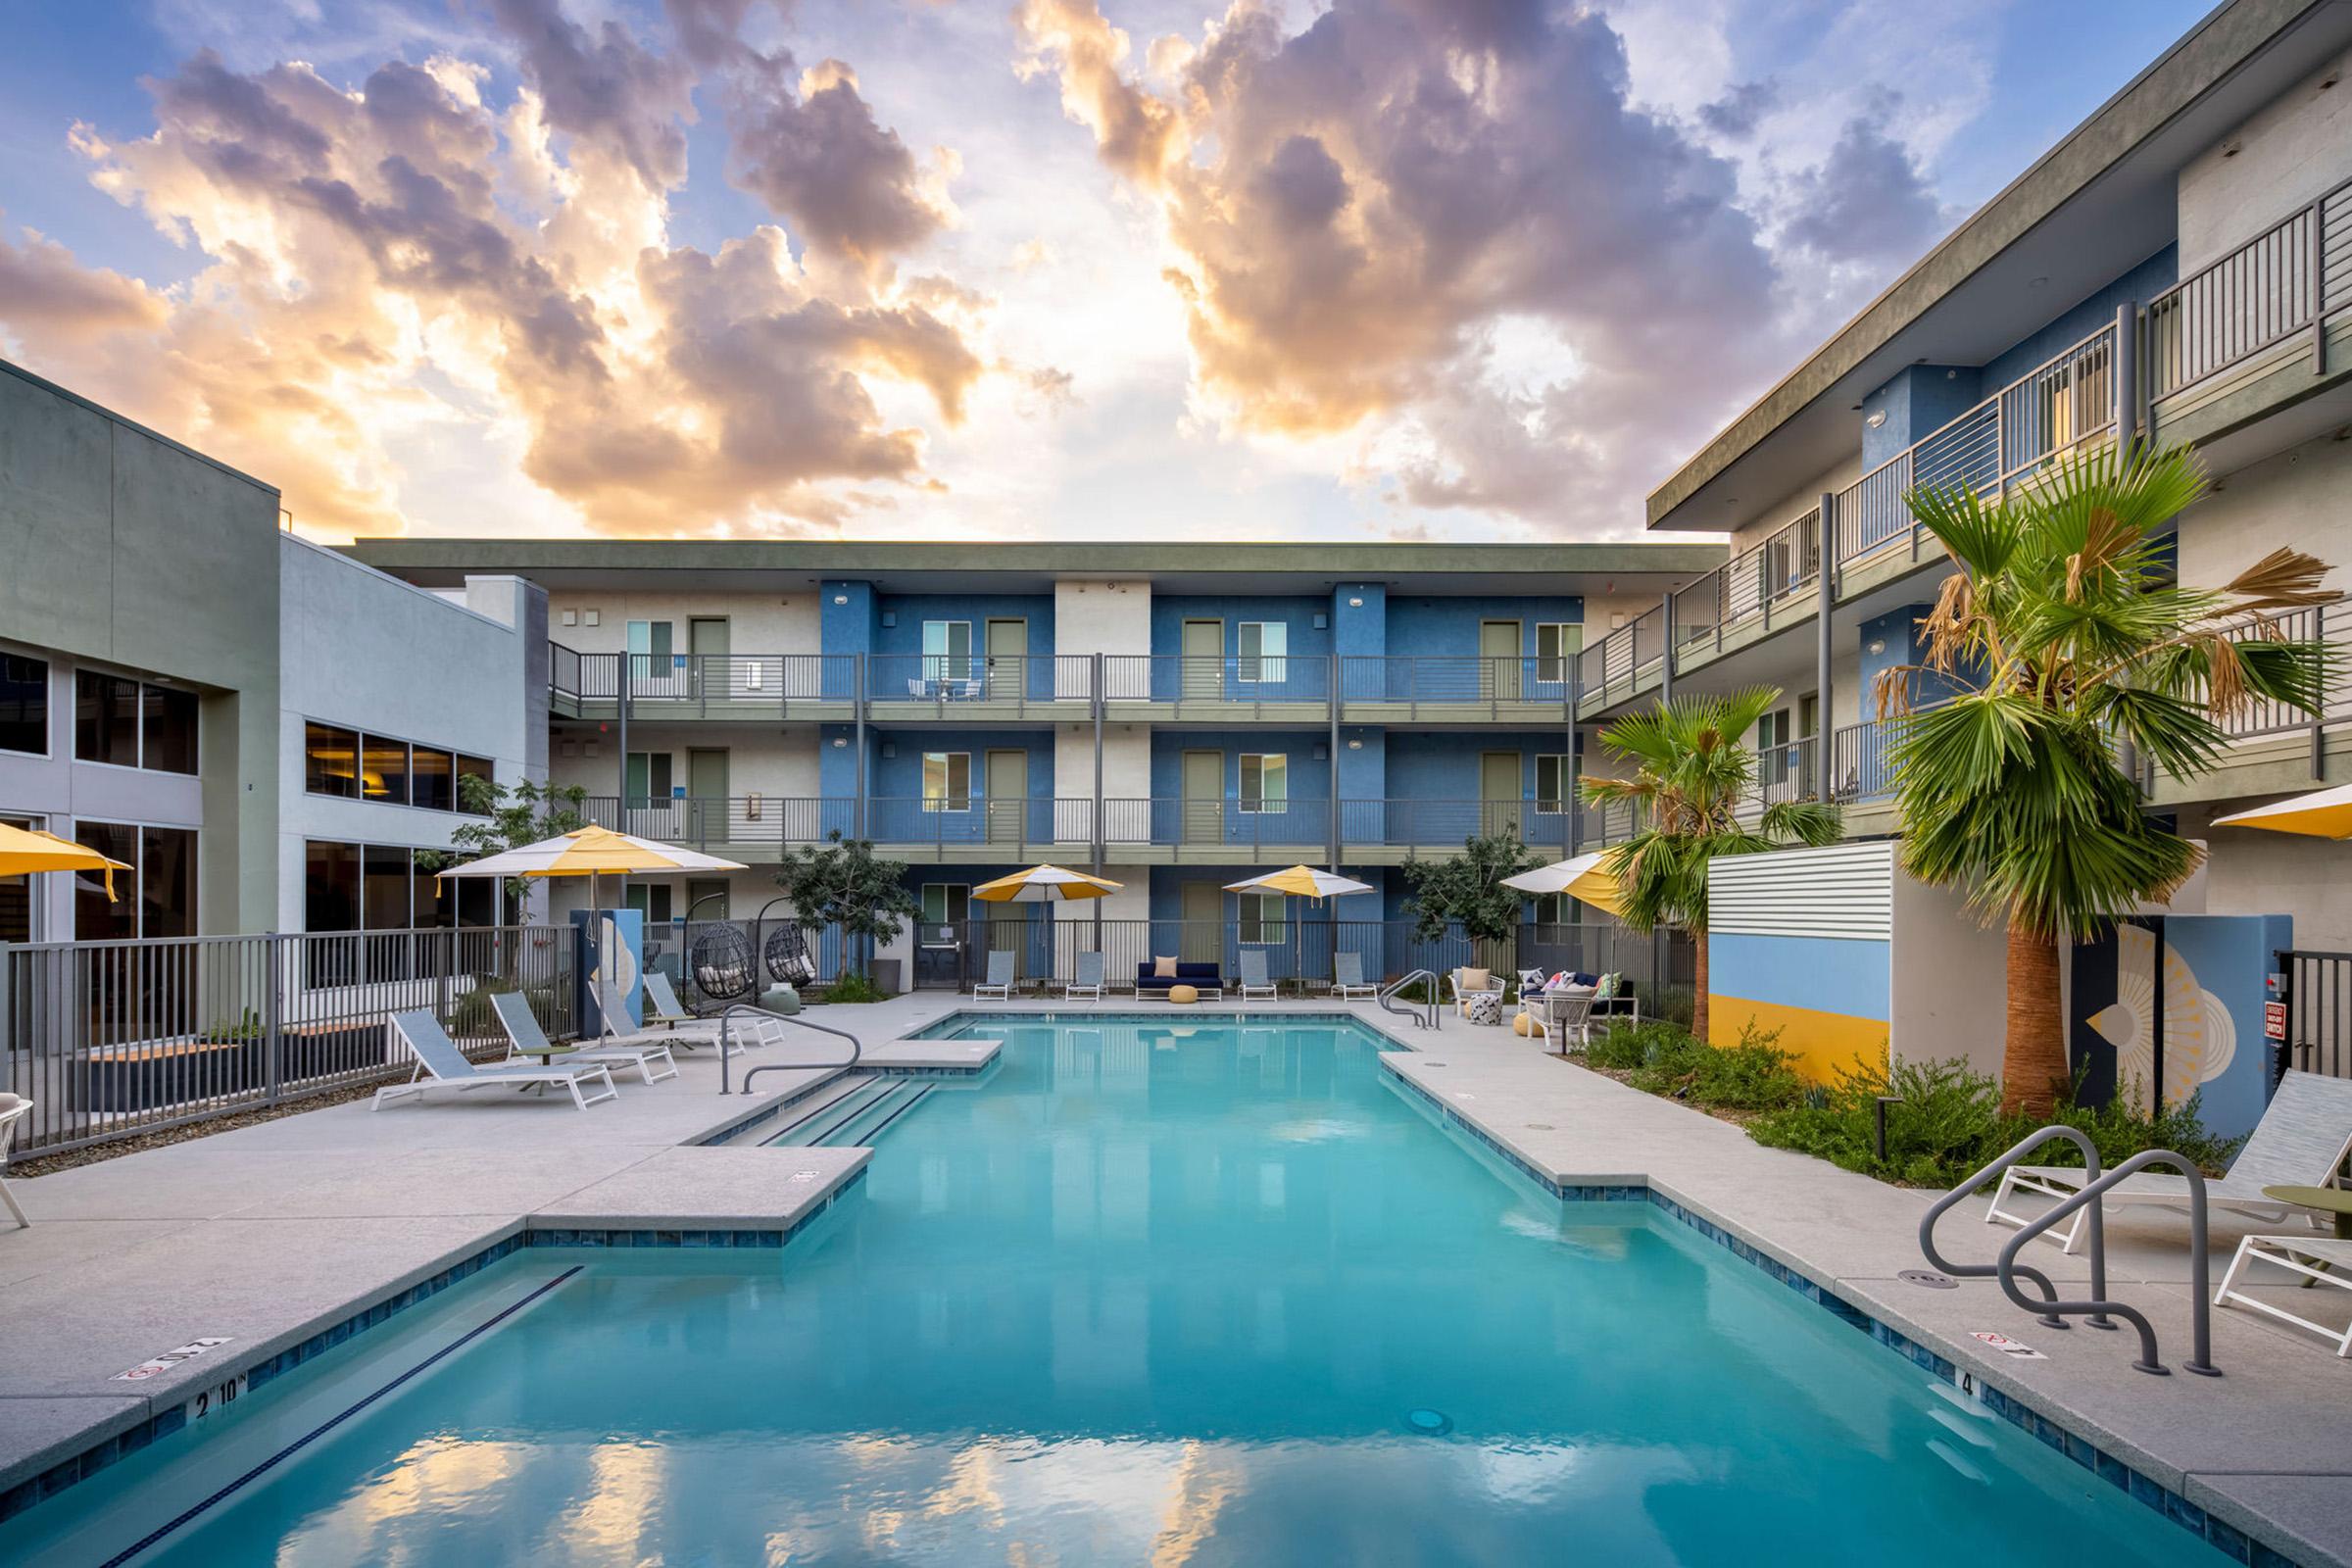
[1708,993,1887,1085]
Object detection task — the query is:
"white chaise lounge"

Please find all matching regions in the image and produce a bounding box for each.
[1237,949,1277,1002]
[377,1010,618,1111]
[1060,952,1105,1000]
[0,1093,32,1229]
[975,951,1016,1000]
[491,992,679,1085]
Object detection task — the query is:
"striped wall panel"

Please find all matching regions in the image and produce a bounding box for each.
[1708,841,1893,941]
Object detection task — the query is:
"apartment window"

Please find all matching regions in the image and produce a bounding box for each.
[626,751,674,806]
[1536,624,1578,683]
[456,754,495,814]
[1536,755,1574,814]
[922,620,973,682]
[1532,893,1578,927]
[363,844,414,931]
[0,813,36,941]
[363,736,411,804]
[625,885,675,924]
[1238,621,1287,682]
[305,723,361,798]
[74,673,139,768]
[922,752,970,810]
[142,686,198,774]
[921,883,968,944]
[305,839,362,932]
[1759,708,1793,789]
[412,748,455,812]
[626,619,673,679]
[306,840,492,938]
[74,821,196,940]
[1239,892,1287,946]
[0,656,47,756]
[1240,753,1288,812]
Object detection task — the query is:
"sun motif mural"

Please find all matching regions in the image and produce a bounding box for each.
[2082,923,2237,1114]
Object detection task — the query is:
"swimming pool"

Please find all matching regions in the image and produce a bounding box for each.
[12,1014,2224,1565]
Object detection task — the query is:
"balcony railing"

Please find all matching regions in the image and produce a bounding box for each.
[1334,657,1581,715]
[1577,604,1666,710]
[864,654,1099,713]
[1673,508,1822,661]
[1099,655,1336,710]
[1830,717,1898,803]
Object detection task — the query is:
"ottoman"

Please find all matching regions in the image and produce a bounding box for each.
[1167,984,1200,1004]
[1467,992,1501,1026]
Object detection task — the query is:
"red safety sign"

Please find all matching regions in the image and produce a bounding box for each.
[2266,1000,2288,1042]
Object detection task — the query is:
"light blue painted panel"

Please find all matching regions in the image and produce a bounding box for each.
[1709,931,1890,1021]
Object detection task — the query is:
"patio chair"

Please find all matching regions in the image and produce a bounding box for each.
[1238,949,1277,1002]
[1988,1068,2352,1253]
[1333,952,1378,1000]
[491,992,679,1085]
[1445,966,1505,1024]
[597,976,714,1050]
[1060,951,1105,1000]
[0,1093,31,1229]
[976,950,1017,1000]
[1523,989,1596,1054]
[642,970,728,1038]
[376,1010,618,1111]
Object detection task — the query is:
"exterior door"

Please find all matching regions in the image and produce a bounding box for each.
[688,748,730,846]
[1481,619,1521,700]
[986,749,1027,845]
[683,878,728,921]
[1182,618,1222,700]
[1481,752,1523,839]
[689,616,729,699]
[1182,749,1223,845]
[986,617,1026,701]
[1180,880,1221,962]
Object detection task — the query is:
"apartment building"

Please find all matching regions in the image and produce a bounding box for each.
[0,358,546,944]
[346,541,1715,983]
[1612,0,2352,948]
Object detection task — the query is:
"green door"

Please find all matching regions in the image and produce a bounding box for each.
[986,618,1026,702]
[1481,619,1521,700]
[683,878,728,922]
[688,748,729,847]
[1482,752,1522,839]
[1180,880,1221,963]
[689,616,729,699]
[1182,750,1222,845]
[1183,618,1222,700]
[986,749,1027,845]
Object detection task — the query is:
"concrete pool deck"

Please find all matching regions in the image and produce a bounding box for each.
[1,993,2346,1565]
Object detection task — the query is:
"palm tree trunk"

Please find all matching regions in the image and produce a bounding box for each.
[2000,920,2068,1117]
[1692,931,1709,1043]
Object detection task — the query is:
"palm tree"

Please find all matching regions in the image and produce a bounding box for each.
[1884,443,2333,1117]
[1583,686,1842,1042]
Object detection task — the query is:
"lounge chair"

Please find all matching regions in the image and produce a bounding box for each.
[376,1010,618,1111]
[1238,949,1277,1001]
[491,992,678,1085]
[2215,1233,2352,1355]
[643,970,727,1037]
[1060,951,1105,1000]
[1988,1068,2352,1253]
[1333,953,1377,1000]
[976,950,1017,1000]
[597,977,714,1049]
[1590,972,1642,1030]
[0,1094,31,1229]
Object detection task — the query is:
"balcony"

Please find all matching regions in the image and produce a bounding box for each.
[582,795,1634,864]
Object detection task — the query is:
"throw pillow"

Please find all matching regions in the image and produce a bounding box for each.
[1545,969,1576,992]
[1462,966,1494,991]
[1517,968,1547,994]
[1594,973,1617,1001]
[1153,956,1178,978]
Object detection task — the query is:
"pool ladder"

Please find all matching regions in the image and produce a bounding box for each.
[1378,969,1441,1031]
[718,1004,864,1096]
[1919,1127,2217,1377]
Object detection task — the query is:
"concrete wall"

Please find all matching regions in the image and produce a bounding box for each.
[547,589,820,656]
[0,360,282,934]
[1887,870,2008,1082]
[1978,246,2175,391]
[2178,49,2352,272]
[1727,456,1857,555]
[2176,426,2352,593]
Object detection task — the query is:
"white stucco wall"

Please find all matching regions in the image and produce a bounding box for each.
[1054,580,1152,660]
[1889,867,2009,1080]
[2178,51,2352,272]
[548,590,820,656]
[1726,456,1862,557]
[2175,428,2352,594]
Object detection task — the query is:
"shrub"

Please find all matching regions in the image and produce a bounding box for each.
[816,970,891,1004]
[1581,1020,1805,1112]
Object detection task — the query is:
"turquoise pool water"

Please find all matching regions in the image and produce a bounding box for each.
[14,1015,2220,1565]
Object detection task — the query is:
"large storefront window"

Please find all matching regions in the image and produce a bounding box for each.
[0,656,47,756]
[73,821,196,940]
[74,672,197,774]
[0,812,36,941]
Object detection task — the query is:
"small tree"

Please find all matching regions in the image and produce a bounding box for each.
[1583,687,1842,1044]
[416,775,589,918]
[771,832,921,987]
[1398,830,1543,962]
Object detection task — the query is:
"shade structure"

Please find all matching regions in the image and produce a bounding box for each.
[0,822,129,901]
[2213,782,2352,840]
[972,864,1125,903]
[1498,852,1625,917]
[434,824,748,882]
[1223,865,1375,901]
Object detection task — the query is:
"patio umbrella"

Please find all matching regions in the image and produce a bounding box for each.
[1222,865,1374,903]
[2213,782,2352,839]
[0,822,130,901]
[1498,851,1625,917]
[972,864,1125,903]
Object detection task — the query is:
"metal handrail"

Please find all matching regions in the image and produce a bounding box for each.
[722,1004,862,1095]
[1377,968,1440,1030]
[1996,1150,2220,1377]
[1920,1126,2109,1330]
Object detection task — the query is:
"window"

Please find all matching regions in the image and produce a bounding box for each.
[1758,708,1793,789]
[306,723,361,798]
[362,737,411,804]
[142,686,198,774]
[74,821,197,940]
[1240,753,1288,812]
[921,883,968,943]
[364,844,413,930]
[1536,623,1579,683]
[1239,891,1287,945]
[411,748,455,812]
[306,840,490,939]
[1532,893,1578,927]
[1536,755,1574,814]
[74,673,140,767]
[922,752,970,810]
[922,620,973,682]
[626,619,673,678]
[1238,621,1287,682]
[305,839,362,933]
[0,813,36,941]
[626,751,674,806]
[456,754,495,814]
[625,884,675,924]
[0,656,46,755]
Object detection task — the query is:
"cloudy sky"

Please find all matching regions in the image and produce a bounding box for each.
[0,0,2209,545]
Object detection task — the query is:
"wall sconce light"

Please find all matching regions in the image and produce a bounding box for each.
[1348,595,1364,608]
[831,736,848,748]
[1865,637,1887,657]
[1346,738,1363,751]
[832,593,849,606]
[1864,409,1886,430]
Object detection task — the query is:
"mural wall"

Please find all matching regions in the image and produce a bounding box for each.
[2067,914,2288,1143]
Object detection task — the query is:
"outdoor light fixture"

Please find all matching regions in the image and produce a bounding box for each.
[831,737,848,748]
[1348,596,1363,608]
[1864,410,1886,429]
[832,593,849,605]
[1866,637,1887,657]
[1347,739,1363,751]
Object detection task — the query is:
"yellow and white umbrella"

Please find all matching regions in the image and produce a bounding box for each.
[0,822,130,901]
[2213,782,2352,840]
[973,864,1124,903]
[1223,865,1374,902]
[1498,851,1625,917]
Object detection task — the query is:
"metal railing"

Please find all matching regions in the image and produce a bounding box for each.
[864,654,1099,713]
[1577,604,1666,710]
[724,1004,862,1096]
[1673,509,1821,661]
[1997,1152,2218,1377]
[1335,656,1580,715]
[1750,735,1820,807]
[1830,717,1897,802]
[2275,950,2352,1081]
[2146,176,2352,401]
[2206,605,2348,741]
[1,924,574,1156]
[1379,968,1439,1029]
[556,652,858,714]
[1099,654,1335,712]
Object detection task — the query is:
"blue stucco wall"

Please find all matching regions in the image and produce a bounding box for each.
[1864,367,1983,470]
[873,594,1057,700]
[819,580,876,700]
[1980,246,2177,391]
[1384,596,1585,659]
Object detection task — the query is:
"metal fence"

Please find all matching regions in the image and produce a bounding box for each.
[2277,950,2352,1084]
[1,925,575,1157]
